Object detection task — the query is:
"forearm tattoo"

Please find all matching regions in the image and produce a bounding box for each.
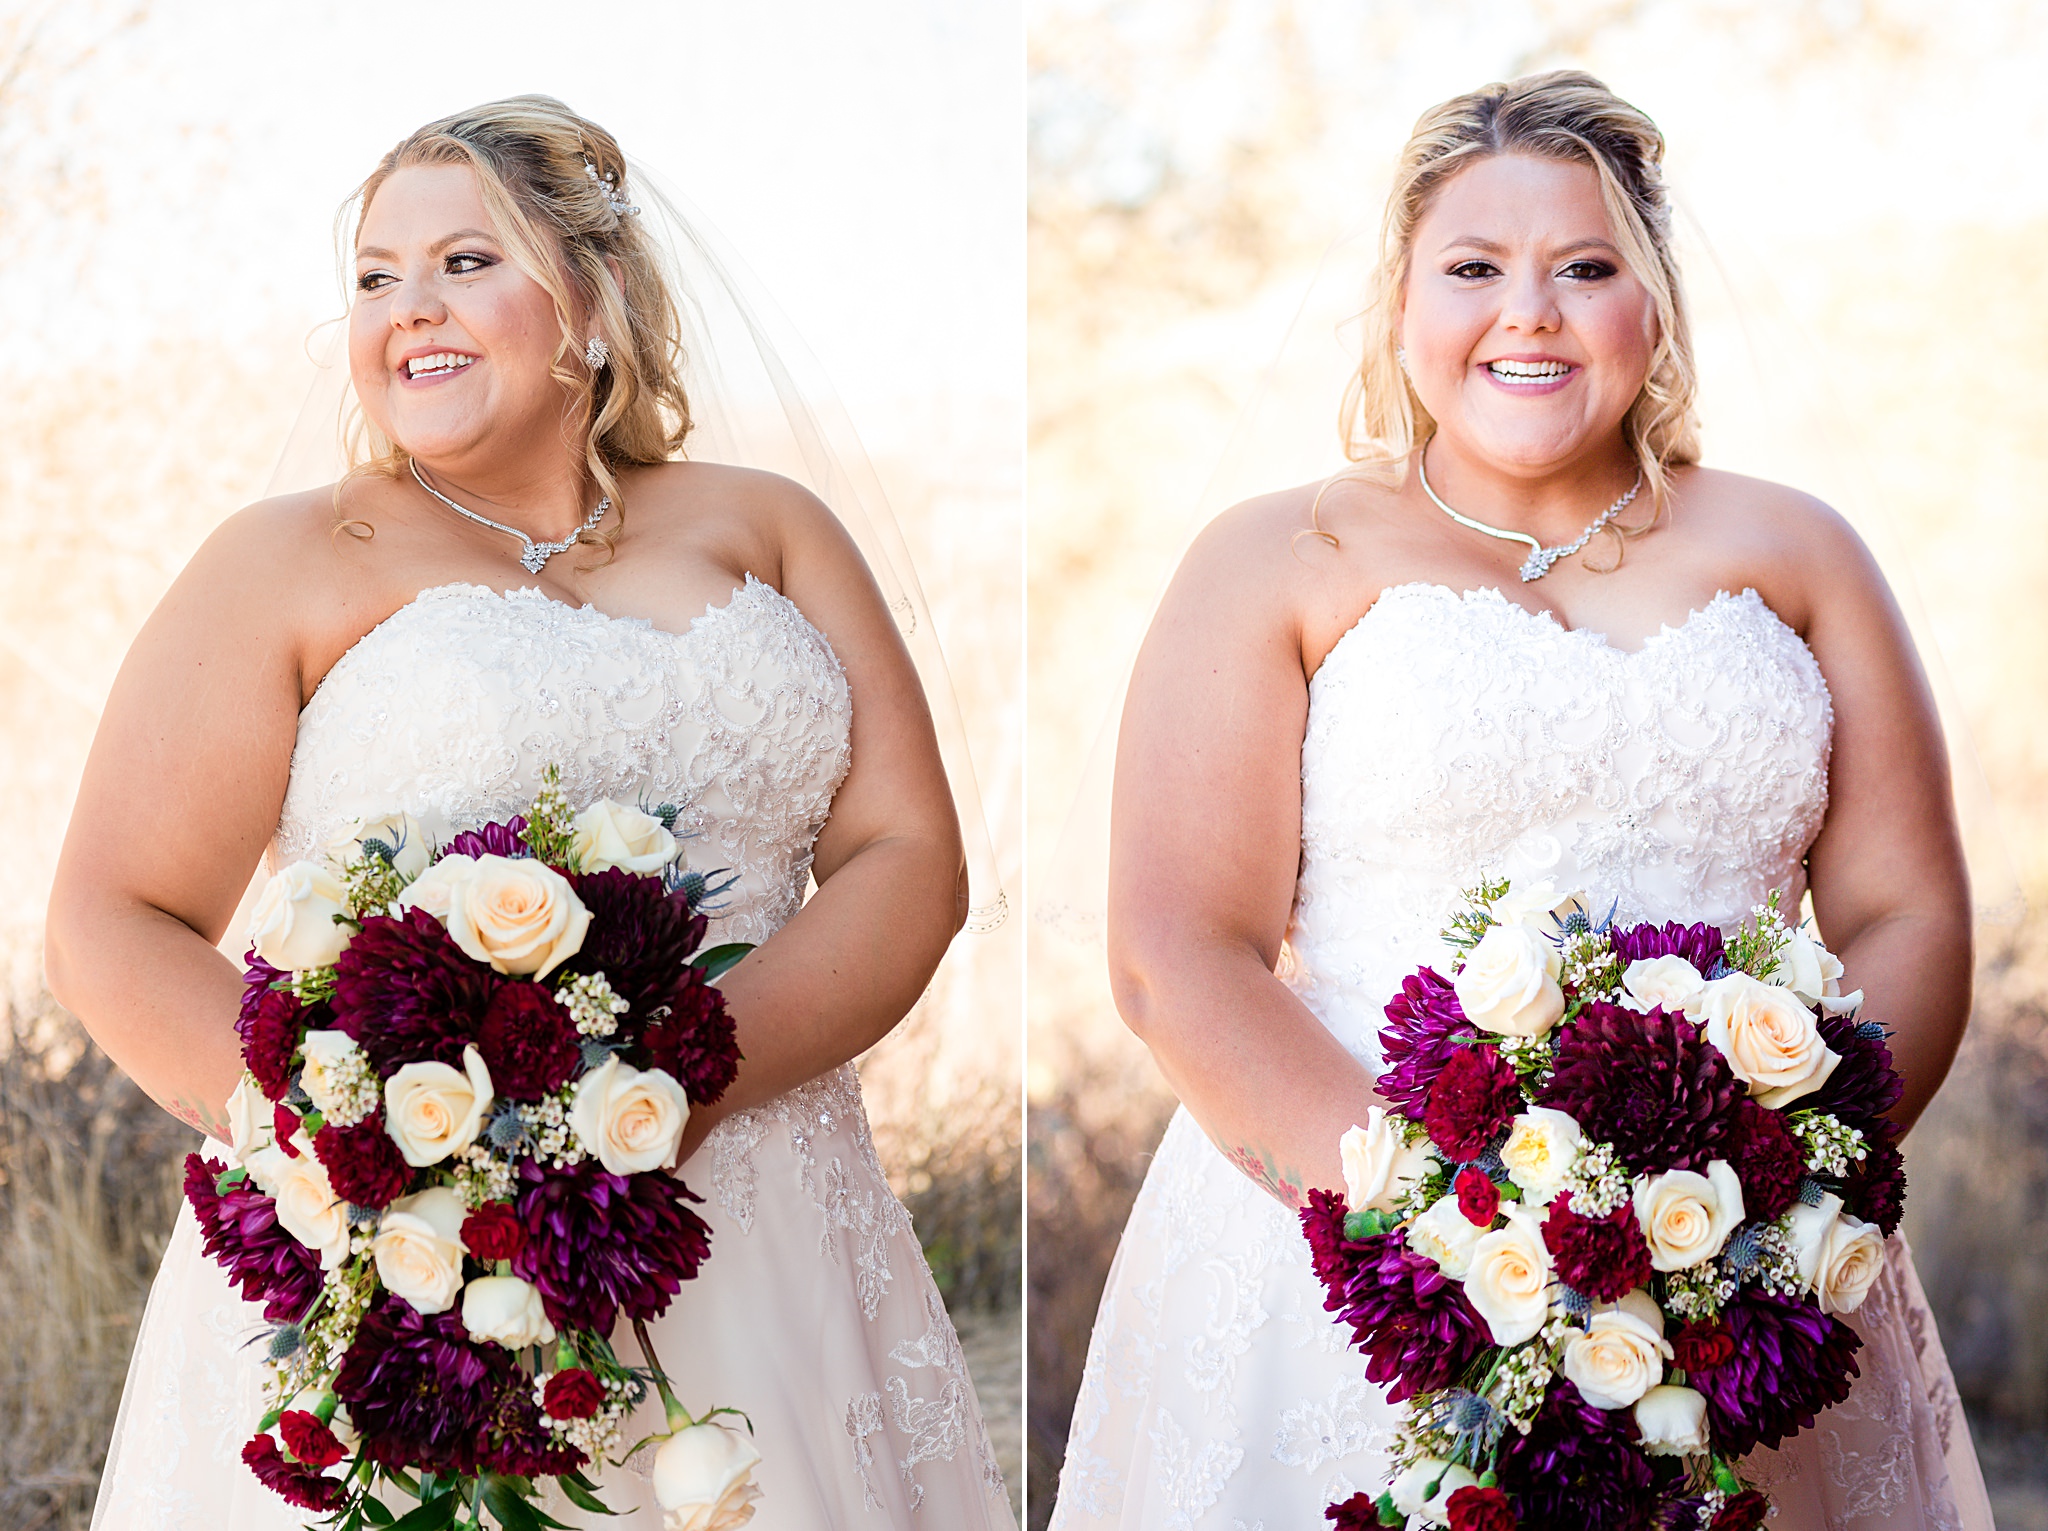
[168,1094,233,1146]
[1224,1142,1305,1209]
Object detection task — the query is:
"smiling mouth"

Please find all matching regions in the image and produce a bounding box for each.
[405,352,475,380]
[1485,359,1575,384]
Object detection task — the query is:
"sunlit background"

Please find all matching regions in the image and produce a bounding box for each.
[1027,2,2048,1525]
[0,1,1022,1522]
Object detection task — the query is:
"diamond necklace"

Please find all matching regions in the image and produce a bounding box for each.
[409,459,610,575]
[1416,444,1643,582]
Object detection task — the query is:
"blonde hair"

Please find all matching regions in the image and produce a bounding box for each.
[1333,70,1699,563]
[341,95,693,553]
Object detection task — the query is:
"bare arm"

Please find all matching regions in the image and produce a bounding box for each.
[1106,508,1381,1206]
[1795,512,1973,1136]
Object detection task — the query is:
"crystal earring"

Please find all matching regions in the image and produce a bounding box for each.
[1396,346,1409,373]
[584,335,611,370]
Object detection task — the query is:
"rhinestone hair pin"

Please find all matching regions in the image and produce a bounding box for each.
[584,160,640,219]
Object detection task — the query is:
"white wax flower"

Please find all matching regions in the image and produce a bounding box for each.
[298,1030,367,1118]
[1462,1205,1553,1346]
[1454,922,1566,1039]
[652,1422,765,1530]
[569,1055,690,1176]
[571,799,679,875]
[372,1186,468,1314]
[1499,1106,1585,1206]
[1634,1384,1711,1456]
[384,1046,494,1167]
[443,855,591,979]
[461,1275,557,1348]
[1561,1289,1672,1409]
[1698,973,1841,1109]
[1618,955,1709,1018]
[250,861,350,972]
[1634,1161,1746,1272]
[1340,1108,1428,1214]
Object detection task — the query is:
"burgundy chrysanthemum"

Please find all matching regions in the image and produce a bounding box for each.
[542,1368,606,1420]
[1447,1485,1519,1531]
[511,1158,713,1331]
[1326,1491,1380,1529]
[331,907,502,1074]
[1494,1380,1657,1531]
[1539,1002,1740,1174]
[1710,1490,1769,1531]
[243,1433,349,1512]
[561,869,707,1033]
[238,981,312,1101]
[1725,1097,1805,1223]
[1609,920,1727,975]
[1541,1193,1653,1303]
[1840,1128,1907,1237]
[333,1292,511,1474]
[1377,967,1472,1120]
[441,816,529,861]
[462,1201,526,1262]
[1805,1012,1904,1129]
[183,1154,322,1323]
[1686,1290,1862,1455]
[313,1117,412,1210]
[1455,1166,1501,1226]
[628,965,741,1107]
[1669,1319,1735,1372]
[278,1409,347,1469]
[1299,1190,1491,1402]
[1423,1045,1520,1162]
[475,980,580,1098]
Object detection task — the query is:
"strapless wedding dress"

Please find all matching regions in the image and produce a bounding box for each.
[1053,583,1990,1531]
[92,579,1013,1530]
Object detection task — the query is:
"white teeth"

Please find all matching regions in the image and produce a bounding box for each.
[407,352,474,378]
[1487,359,1571,381]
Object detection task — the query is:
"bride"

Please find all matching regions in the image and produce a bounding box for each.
[46,96,1012,1528]
[1053,72,1990,1530]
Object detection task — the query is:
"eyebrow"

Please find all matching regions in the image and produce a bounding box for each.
[1436,235,1622,259]
[355,228,501,262]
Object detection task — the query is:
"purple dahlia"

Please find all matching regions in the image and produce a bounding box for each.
[1542,1193,1652,1303]
[561,869,708,1030]
[312,1116,412,1209]
[481,1374,587,1476]
[331,907,502,1074]
[1494,1379,1658,1531]
[628,965,741,1106]
[183,1154,322,1324]
[1686,1289,1862,1455]
[1725,1097,1806,1223]
[242,1433,348,1512]
[1608,920,1727,975]
[238,973,315,1102]
[1710,1491,1770,1531]
[476,980,580,1098]
[511,1158,712,1332]
[1840,1128,1907,1237]
[1423,1045,1520,1162]
[1806,1012,1903,1129]
[333,1292,511,1474]
[1299,1190,1490,1402]
[1539,1002,1740,1175]
[440,816,530,861]
[1376,967,1470,1119]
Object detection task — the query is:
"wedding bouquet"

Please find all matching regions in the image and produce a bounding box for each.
[185,769,763,1530]
[1303,880,1906,1531]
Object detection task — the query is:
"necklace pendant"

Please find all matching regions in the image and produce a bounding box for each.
[1519,550,1552,582]
[519,545,549,574]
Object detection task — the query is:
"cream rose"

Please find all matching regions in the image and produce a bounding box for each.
[396,853,478,920]
[372,1187,467,1314]
[442,854,590,979]
[1487,877,1586,931]
[384,1046,494,1167]
[1699,973,1842,1109]
[1782,1192,1887,1315]
[224,1075,277,1178]
[1340,1108,1428,1214]
[266,1135,352,1269]
[1771,921,1846,1008]
[1634,1384,1711,1456]
[571,799,679,875]
[652,1422,765,1531]
[324,811,432,879]
[1406,1194,1485,1279]
[1499,1106,1585,1205]
[1619,955,1709,1018]
[1463,1205,1554,1345]
[249,861,350,972]
[1561,1289,1672,1409]
[1388,1457,1481,1528]
[1454,922,1566,1039]
[1634,1161,1746,1271]
[461,1274,557,1348]
[298,1030,365,1119]
[569,1055,690,1175]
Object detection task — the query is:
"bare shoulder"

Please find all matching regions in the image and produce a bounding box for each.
[1670,466,1883,632]
[156,483,367,640]
[1174,477,1369,605]
[624,461,856,588]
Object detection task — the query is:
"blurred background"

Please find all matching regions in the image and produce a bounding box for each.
[0,1,1021,1525]
[1027,1,2048,1526]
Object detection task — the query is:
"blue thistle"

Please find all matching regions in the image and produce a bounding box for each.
[1554,1285,1592,1320]
[360,835,397,866]
[266,1325,302,1361]
[1721,1224,1764,1275]
[1797,1177,1829,1207]
[485,1104,529,1152]
[579,1037,619,1072]
[1855,1020,1886,1041]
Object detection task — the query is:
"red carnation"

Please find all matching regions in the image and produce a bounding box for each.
[314,1117,412,1209]
[1326,1490,1381,1529]
[273,1103,304,1154]
[542,1367,607,1420]
[1448,1485,1518,1531]
[463,1201,527,1262]
[629,966,742,1107]
[278,1409,347,1468]
[1670,1319,1736,1371]
[1726,1098,1804,1223]
[1710,1490,1768,1531]
[239,984,309,1100]
[1422,1046,1520,1162]
[1454,1166,1501,1226]
[242,1432,348,1512]
[475,981,580,1099]
[1541,1193,1652,1303]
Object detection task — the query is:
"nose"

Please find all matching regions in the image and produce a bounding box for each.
[389,270,448,332]
[1496,264,1561,337]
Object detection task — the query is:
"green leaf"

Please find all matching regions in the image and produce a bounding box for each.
[1343,1208,1396,1241]
[688,942,753,980]
[215,1165,250,1194]
[1376,1490,1403,1527]
[361,1497,396,1526]
[384,1468,424,1501]
[479,1478,542,1531]
[386,1494,459,1531]
[556,1475,617,1516]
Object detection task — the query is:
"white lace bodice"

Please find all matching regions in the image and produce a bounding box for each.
[274,576,852,946]
[1286,583,1834,1068]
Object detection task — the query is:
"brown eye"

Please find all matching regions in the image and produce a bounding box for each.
[1561,260,1617,281]
[1449,260,1499,281]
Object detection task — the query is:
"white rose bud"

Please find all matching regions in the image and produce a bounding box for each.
[1619,955,1709,1019]
[267,1134,352,1269]
[1634,1161,1746,1272]
[571,799,679,875]
[569,1055,690,1176]
[1340,1107,1429,1214]
[1454,922,1566,1039]
[224,1075,277,1177]
[1782,1192,1887,1314]
[1770,922,1846,1008]
[1699,973,1842,1109]
[324,811,433,879]
[1462,1205,1554,1346]
[1498,1106,1585,1206]
[1634,1384,1711,1456]
[1561,1289,1673,1409]
[461,1275,557,1348]
[652,1422,765,1530]
[1487,878,1587,931]
[1388,1457,1481,1527]
[1406,1194,1485,1279]
[396,853,479,920]
[384,1046,494,1166]
[298,1030,365,1119]
[443,855,591,980]
[249,861,351,972]
[372,1186,468,1314]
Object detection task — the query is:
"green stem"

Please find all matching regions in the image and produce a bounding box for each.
[632,1317,693,1432]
